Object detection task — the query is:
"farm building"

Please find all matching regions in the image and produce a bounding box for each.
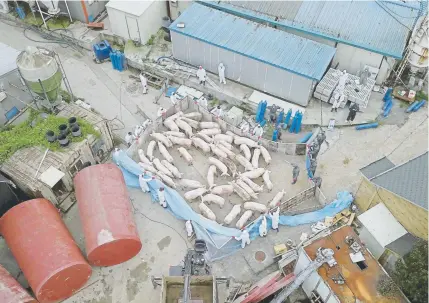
[355,153,428,239]
[169,3,336,106]
[201,0,424,84]
[106,0,167,44]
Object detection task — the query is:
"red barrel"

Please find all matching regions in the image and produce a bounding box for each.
[74,163,142,266]
[0,265,36,303]
[0,199,91,303]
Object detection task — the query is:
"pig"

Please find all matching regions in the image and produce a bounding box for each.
[210,144,228,159]
[184,187,207,200]
[209,157,230,176]
[196,132,214,144]
[214,134,233,143]
[183,112,202,121]
[168,136,192,147]
[234,136,258,148]
[164,111,183,123]
[200,121,220,129]
[161,160,182,179]
[259,145,272,165]
[192,137,211,153]
[207,165,217,189]
[164,119,179,132]
[240,176,263,192]
[158,142,174,163]
[180,179,204,189]
[179,117,200,129]
[263,170,273,191]
[235,154,253,171]
[244,202,268,213]
[229,181,250,201]
[252,148,261,169]
[240,144,251,161]
[178,147,193,164]
[240,168,265,179]
[224,204,241,225]
[198,128,221,136]
[153,158,173,178]
[225,131,236,139]
[236,210,253,229]
[164,131,186,138]
[138,149,152,165]
[217,144,236,159]
[210,184,234,196]
[199,202,216,221]
[202,194,225,208]
[147,140,157,161]
[175,119,193,137]
[155,171,176,188]
[236,179,258,200]
[150,133,172,148]
[217,140,233,150]
[138,162,157,174]
[269,190,286,208]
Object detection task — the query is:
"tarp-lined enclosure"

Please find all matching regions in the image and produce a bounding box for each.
[169,3,336,106]
[74,164,142,266]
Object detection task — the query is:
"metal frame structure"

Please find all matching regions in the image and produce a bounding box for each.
[18,0,73,29]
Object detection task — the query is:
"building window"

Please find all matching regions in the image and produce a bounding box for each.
[356,261,368,270]
[69,159,84,177]
[310,291,324,303]
[52,180,67,198]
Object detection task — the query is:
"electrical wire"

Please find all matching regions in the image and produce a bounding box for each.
[375,0,413,31]
[378,0,421,19]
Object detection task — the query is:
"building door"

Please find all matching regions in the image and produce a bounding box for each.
[125,16,141,42]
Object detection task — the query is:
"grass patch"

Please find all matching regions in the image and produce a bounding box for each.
[147,35,156,46]
[416,90,428,101]
[24,15,71,29]
[343,157,350,165]
[0,110,99,163]
[399,101,409,108]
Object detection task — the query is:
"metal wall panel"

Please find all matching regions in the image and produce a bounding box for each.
[171,32,313,106]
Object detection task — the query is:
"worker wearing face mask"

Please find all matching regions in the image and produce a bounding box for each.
[235,228,250,249]
[259,215,267,237]
[269,207,280,232]
[218,63,226,84]
[196,66,206,86]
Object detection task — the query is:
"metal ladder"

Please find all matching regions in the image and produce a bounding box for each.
[394,46,412,81]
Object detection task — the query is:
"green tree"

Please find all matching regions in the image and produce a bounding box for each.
[393,240,428,303]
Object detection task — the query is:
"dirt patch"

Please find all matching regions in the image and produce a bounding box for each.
[157,236,172,250]
[130,262,151,281]
[126,279,139,302]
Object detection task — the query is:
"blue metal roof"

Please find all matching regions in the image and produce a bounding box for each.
[200,1,422,59]
[169,3,336,81]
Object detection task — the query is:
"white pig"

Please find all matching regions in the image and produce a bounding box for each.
[252,148,261,169]
[229,181,251,201]
[164,111,183,123]
[150,133,172,148]
[211,184,234,196]
[176,119,193,137]
[158,142,174,163]
[200,121,220,129]
[179,117,200,129]
[218,140,233,150]
[244,202,268,213]
[138,149,152,165]
[183,112,202,121]
[138,162,157,174]
[224,204,241,224]
[196,132,214,144]
[240,168,265,179]
[210,144,227,159]
[178,147,193,164]
[199,202,216,221]
[192,137,211,153]
[155,171,176,188]
[240,176,264,192]
[259,145,272,165]
[240,144,251,161]
[236,210,253,229]
[207,165,217,189]
[184,187,207,200]
[225,131,236,139]
[164,119,179,132]
[164,131,186,138]
[263,170,273,191]
[199,128,221,136]
[269,190,286,208]
[236,179,258,199]
[208,157,229,176]
[214,134,233,143]
[180,179,204,189]
[217,144,236,159]
[234,136,258,148]
[168,136,192,147]
[161,160,182,179]
[153,158,173,178]
[147,140,156,160]
[235,154,253,171]
[202,194,225,208]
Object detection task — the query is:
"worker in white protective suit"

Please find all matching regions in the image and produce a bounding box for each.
[331,92,343,112]
[158,186,167,208]
[337,70,348,91]
[125,132,136,147]
[170,92,177,106]
[139,172,150,193]
[213,105,222,119]
[134,124,143,137]
[140,73,148,94]
[259,215,267,237]
[196,66,206,86]
[269,207,280,232]
[157,107,167,119]
[235,229,250,249]
[198,97,208,109]
[113,148,121,164]
[185,220,193,237]
[252,124,264,139]
[218,63,226,84]
[240,121,250,134]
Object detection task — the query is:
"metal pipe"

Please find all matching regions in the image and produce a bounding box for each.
[35,0,48,29]
[80,0,89,23]
[38,79,50,103]
[64,0,73,22]
[34,148,49,179]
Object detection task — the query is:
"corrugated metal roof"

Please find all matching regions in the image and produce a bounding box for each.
[170,3,336,81]
[371,152,428,210]
[360,156,395,179]
[385,233,417,257]
[106,0,153,16]
[201,0,421,58]
[0,42,19,77]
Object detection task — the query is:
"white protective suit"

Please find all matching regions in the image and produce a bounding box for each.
[218,63,226,84]
[170,93,177,105]
[158,189,167,208]
[198,97,208,108]
[269,207,280,230]
[213,106,222,118]
[140,74,148,94]
[113,148,121,164]
[139,174,150,193]
[196,67,206,84]
[185,220,193,237]
[259,216,267,237]
[134,125,143,137]
[125,133,135,146]
[331,93,342,111]
[240,122,250,134]
[252,126,263,138]
[235,230,250,249]
[157,107,167,118]
[337,70,348,91]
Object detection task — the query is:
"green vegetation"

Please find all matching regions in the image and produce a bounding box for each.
[59,89,83,103]
[24,15,71,29]
[147,35,156,46]
[416,90,428,101]
[393,241,428,303]
[0,110,99,163]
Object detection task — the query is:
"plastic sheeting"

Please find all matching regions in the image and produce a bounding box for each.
[114,150,354,261]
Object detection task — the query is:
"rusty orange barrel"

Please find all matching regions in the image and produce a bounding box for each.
[0,265,37,303]
[0,199,91,303]
[74,163,142,266]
